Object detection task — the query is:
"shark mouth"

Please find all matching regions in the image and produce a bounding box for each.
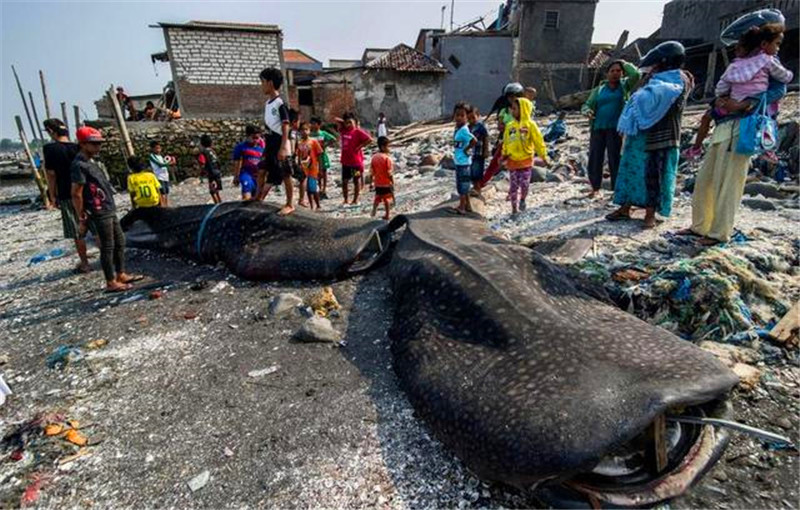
[539,398,732,508]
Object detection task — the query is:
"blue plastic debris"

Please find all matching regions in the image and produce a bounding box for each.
[672,277,692,301]
[46,345,83,369]
[28,248,67,266]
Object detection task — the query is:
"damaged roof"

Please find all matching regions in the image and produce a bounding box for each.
[365,44,446,73]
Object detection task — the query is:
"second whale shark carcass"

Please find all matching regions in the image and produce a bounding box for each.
[121,201,739,507]
[121,201,392,280]
[387,206,738,506]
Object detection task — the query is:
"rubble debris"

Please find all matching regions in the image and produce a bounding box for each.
[768,302,799,348]
[247,365,279,378]
[209,280,232,294]
[0,375,11,406]
[84,339,109,350]
[46,345,83,369]
[187,470,210,492]
[269,293,304,317]
[308,287,341,317]
[295,316,341,343]
[27,247,66,266]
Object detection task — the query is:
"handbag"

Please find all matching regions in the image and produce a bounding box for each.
[736,94,778,156]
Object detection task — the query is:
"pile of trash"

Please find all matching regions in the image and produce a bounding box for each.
[573,234,797,354]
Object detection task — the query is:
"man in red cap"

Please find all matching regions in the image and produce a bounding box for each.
[71,127,141,292]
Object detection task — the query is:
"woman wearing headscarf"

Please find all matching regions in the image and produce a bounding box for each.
[606,42,693,229]
[581,60,640,197]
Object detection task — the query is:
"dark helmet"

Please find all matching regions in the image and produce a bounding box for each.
[503,82,524,96]
[720,8,785,47]
[639,41,686,69]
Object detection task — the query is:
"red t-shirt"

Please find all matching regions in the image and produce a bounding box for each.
[340,126,371,168]
[296,138,323,178]
[370,153,393,187]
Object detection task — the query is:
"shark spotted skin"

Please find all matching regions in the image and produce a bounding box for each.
[121,201,391,281]
[387,207,738,488]
[121,199,739,497]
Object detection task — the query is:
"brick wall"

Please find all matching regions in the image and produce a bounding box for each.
[167,27,283,117]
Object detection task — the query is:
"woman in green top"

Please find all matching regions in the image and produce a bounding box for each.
[581,60,640,197]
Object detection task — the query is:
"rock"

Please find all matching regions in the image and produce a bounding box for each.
[545,171,566,183]
[742,198,777,211]
[744,182,787,199]
[775,416,793,430]
[434,169,449,178]
[733,363,761,391]
[248,365,279,378]
[530,166,548,183]
[418,165,436,175]
[187,470,210,492]
[420,154,440,167]
[439,155,455,170]
[182,177,201,186]
[209,281,231,294]
[295,316,341,343]
[269,293,303,317]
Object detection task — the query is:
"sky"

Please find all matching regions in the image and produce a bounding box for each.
[0,0,668,140]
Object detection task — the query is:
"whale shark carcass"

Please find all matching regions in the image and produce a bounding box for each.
[121,201,738,507]
[121,201,393,280]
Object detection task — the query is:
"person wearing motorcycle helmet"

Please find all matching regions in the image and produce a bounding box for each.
[607,41,693,230]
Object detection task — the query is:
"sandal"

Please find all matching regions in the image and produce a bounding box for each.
[697,237,721,246]
[105,283,132,293]
[605,209,631,221]
[119,274,144,284]
[674,228,699,236]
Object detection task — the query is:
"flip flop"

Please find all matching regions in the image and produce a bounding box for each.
[674,228,699,236]
[605,210,631,221]
[120,274,145,284]
[104,283,132,293]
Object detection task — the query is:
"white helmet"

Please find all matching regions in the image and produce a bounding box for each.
[503,82,524,96]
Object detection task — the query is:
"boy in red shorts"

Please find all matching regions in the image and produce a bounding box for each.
[370,136,394,220]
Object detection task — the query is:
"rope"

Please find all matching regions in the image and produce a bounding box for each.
[195,203,223,260]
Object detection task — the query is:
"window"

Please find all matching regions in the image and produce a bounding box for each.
[448,54,461,69]
[544,10,559,29]
[384,84,397,99]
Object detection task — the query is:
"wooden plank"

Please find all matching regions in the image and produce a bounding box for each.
[11,65,39,142]
[769,302,799,346]
[703,50,718,98]
[14,115,50,208]
[39,70,52,119]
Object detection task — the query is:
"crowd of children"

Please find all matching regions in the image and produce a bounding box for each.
[51,6,791,292]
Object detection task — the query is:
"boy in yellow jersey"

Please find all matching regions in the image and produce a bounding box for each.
[126,156,161,208]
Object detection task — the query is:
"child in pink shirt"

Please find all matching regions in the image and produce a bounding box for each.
[683,23,792,160]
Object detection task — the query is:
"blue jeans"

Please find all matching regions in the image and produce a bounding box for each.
[455,165,471,196]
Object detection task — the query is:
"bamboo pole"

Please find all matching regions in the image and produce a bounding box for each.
[73,105,81,131]
[39,70,52,119]
[15,115,50,208]
[11,65,39,143]
[28,91,45,142]
[107,86,135,158]
[60,102,70,140]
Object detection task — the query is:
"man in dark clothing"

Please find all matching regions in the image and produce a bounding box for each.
[71,126,141,292]
[43,118,91,273]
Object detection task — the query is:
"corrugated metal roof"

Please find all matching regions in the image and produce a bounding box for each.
[365,44,446,73]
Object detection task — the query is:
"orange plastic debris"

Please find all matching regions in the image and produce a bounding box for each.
[85,339,108,350]
[44,424,63,436]
[64,429,88,446]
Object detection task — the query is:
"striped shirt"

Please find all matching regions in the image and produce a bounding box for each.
[716,53,794,101]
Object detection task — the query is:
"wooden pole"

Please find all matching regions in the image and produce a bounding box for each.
[107,86,135,158]
[703,49,718,98]
[15,115,50,208]
[39,70,52,119]
[28,91,46,143]
[60,102,70,140]
[73,105,81,131]
[11,65,39,143]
